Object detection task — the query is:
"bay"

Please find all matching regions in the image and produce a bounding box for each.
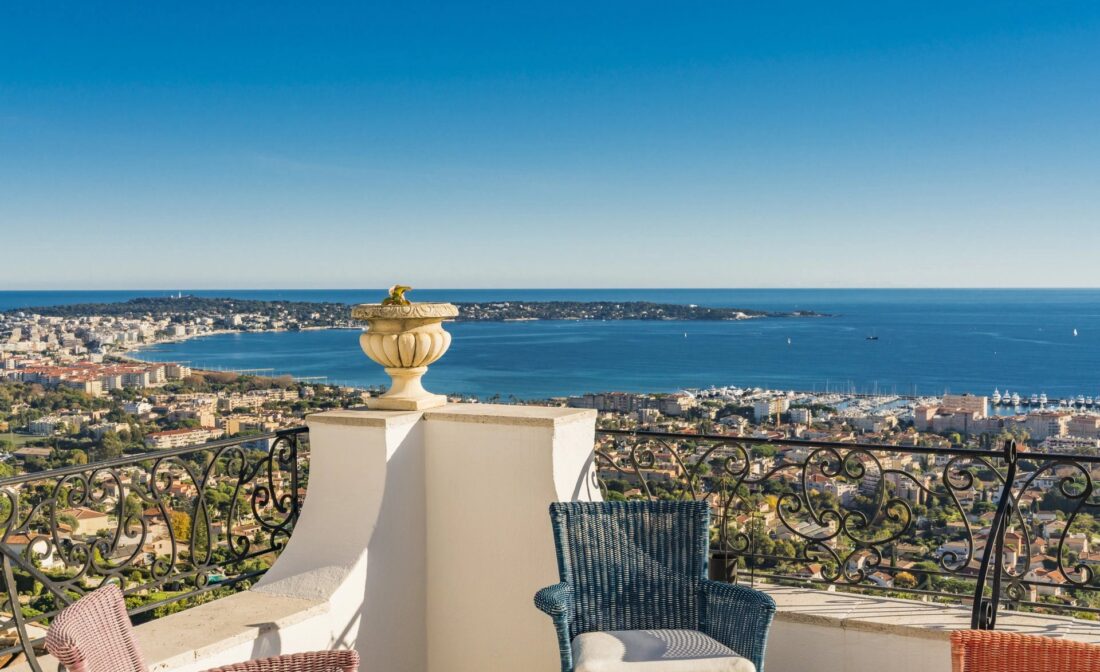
[26,288,1092,400]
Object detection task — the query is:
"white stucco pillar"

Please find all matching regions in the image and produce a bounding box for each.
[255,409,428,672]
[423,405,599,672]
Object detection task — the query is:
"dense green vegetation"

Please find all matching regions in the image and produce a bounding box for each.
[0,372,362,474]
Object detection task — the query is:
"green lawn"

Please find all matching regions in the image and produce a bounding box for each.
[2,432,48,448]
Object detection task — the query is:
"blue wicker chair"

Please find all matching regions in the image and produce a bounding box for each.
[534,501,776,672]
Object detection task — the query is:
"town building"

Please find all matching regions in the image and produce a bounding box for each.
[144,427,225,450]
[789,407,813,425]
[753,398,790,423]
[941,393,989,418]
[1024,412,1070,442]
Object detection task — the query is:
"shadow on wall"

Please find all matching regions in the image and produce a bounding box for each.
[248,622,282,661]
[571,450,598,501]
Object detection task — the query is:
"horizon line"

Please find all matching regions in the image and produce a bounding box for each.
[7,286,1100,292]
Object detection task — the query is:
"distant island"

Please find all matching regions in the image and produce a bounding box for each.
[4,296,826,327]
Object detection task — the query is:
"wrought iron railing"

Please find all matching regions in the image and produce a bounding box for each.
[0,427,308,670]
[595,429,1100,624]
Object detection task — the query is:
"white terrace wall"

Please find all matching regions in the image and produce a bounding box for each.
[22,402,1097,672]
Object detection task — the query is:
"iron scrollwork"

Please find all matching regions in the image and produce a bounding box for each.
[595,429,1100,623]
[0,427,308,671]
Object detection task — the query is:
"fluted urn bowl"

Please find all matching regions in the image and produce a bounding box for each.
[352,302,459,410]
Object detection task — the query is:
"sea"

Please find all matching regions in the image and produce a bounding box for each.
[3,289,1100,400]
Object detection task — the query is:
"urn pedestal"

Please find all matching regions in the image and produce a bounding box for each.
[352,302,459,410]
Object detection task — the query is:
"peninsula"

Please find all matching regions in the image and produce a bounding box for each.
[4,296,826,330]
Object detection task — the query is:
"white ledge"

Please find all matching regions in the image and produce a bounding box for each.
[423,403,596,427]
[138,591,328,670]
[760,585,1100,643]
[306,404,597,429]
[307,408,422,428]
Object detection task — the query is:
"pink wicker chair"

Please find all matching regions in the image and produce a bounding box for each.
[45,585,359,672]
[951,630,1100,672]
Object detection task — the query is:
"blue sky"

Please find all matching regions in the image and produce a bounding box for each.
[2,2,1099,289]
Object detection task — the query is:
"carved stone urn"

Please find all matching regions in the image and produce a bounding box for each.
[352,302,459,410]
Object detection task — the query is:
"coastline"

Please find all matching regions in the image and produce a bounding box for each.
[120,326,359,360]
[15,288,1096,400]
[118,327,377,390]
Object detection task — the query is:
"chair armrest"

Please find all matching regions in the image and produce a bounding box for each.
[202,649,360,672]
[534,582,575,672]
[534,582,573,617]
[700,580,776,672]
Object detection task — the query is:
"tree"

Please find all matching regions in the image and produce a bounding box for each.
[94,431,124,461]
[971,500,995,516]
[123,494,144,522]
[895,571,918,588]
[773,539,797,560]
[169,511,192,541]
[752,445,777,459]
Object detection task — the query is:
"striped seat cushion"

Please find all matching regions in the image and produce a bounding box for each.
[572,629,755,672]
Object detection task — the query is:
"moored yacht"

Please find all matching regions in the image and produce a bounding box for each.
[992,389,1002,404]
[1039,392,1048,406]
[1030,393,1039,405]
[1011,392,1021,406]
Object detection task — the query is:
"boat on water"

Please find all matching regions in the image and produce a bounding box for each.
[991,389,1002,404]
[865,335,879,341]
[1039,392,1048,406]
[1030,393,1039,405]
[1011,392,1021,405]
[1078,395,1087,406]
